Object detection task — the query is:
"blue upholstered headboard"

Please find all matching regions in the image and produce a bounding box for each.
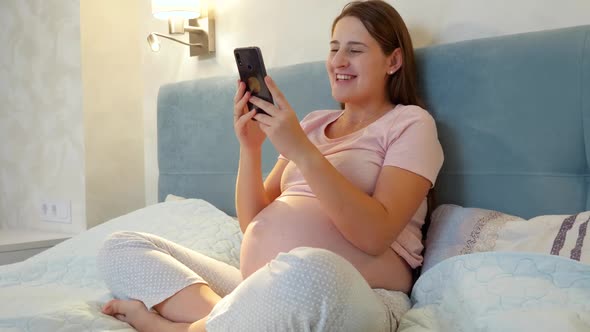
[158,25,590,219]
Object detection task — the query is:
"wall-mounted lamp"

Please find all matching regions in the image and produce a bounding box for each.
[148,0,215,57]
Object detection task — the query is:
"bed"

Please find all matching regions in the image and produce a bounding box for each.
[1,24,589,331]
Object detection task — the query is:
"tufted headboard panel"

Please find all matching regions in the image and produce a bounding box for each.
[416,25,590,218]
[158,25,590,218]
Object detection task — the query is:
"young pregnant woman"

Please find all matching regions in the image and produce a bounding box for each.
[97,1,443,331]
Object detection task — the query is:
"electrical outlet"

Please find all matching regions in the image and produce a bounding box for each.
[40,199,72,224]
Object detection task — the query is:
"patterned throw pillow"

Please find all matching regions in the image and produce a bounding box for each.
[422,204,590,273]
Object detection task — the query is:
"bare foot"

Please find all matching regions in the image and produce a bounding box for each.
[102,299,161,331]
[102,299,208,332]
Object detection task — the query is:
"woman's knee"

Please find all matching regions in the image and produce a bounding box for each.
[98,231,144,257]
[279,247,362,287]
[96,231,150,277]
[207,247,389,331]
[268,247,389,331]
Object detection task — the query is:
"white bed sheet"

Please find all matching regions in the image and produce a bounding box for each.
[0,199,243,332]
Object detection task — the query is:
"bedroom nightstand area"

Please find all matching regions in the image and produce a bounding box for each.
[0,230,72,265]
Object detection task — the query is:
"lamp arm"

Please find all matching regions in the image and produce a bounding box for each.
[184,26,206,33]
[151,32,203,47]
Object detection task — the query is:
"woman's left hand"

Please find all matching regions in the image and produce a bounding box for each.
[250,76,314,162]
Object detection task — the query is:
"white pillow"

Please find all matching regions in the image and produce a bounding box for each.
[422,204,590,273]
[165,194,187,201]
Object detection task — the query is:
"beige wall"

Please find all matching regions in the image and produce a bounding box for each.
[81,0,146,228]
[0,0,85,234]
[0,0,146,234]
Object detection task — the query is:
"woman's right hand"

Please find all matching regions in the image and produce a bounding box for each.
[234,81,266,151]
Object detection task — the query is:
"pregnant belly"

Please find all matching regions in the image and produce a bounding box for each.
[239,196,412,292]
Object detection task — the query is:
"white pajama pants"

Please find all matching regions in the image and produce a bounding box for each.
[96,231,410,332]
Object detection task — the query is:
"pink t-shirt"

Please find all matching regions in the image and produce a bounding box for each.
[277,104,444,268]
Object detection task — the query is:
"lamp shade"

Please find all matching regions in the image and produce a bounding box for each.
[152,0,200,20]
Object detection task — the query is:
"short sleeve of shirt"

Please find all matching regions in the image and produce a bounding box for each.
[383,113,444,187]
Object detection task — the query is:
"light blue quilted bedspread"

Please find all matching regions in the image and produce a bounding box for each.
[398,252,590,332]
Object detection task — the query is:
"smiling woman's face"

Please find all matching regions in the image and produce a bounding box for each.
[326,16,392,105]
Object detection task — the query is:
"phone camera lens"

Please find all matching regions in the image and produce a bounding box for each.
[235,53,242,66]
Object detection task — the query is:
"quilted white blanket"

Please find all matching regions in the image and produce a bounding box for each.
[0,199,243,331]
[398,252,590,332]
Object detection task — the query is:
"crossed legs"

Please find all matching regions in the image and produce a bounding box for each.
[97,231,241,330]
[97,232,397,332]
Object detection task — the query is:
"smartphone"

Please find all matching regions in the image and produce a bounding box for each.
[234,47,273,115]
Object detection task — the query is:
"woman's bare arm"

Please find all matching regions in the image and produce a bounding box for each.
[296,148,431,256]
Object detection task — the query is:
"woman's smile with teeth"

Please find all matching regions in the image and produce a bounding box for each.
[336,74,355,81]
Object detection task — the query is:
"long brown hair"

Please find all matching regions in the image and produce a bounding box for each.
[332,0,425,108]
